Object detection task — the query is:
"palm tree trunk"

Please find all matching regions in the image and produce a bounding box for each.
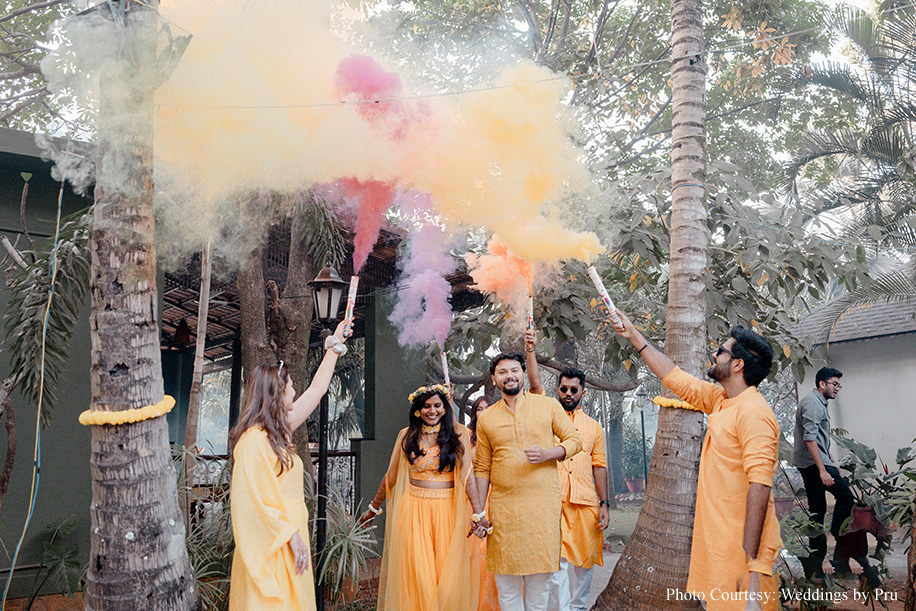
[83,4,200,609]
[596,0,707,608]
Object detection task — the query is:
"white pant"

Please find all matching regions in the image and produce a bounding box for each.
[494,572,553,611]
[547,559,595,611]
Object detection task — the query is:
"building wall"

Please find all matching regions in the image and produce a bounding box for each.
[805,333,916,469]
[0,145,94,597]
[351,293,427,541]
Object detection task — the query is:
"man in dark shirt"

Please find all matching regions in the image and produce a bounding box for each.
[793,366,854,579]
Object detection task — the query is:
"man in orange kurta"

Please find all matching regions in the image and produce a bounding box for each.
[612,311,782,611]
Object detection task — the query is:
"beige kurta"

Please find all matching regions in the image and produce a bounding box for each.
[474,391,582,575]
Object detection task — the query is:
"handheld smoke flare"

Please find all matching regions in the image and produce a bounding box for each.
[586,266,623,329]
[344,276,359,337]
[441,351,451,388]
[527,295,534,330]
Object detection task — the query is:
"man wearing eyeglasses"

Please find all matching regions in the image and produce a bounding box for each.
[610,310,781,611]
[792,367,853,580]
[524,329,610,611]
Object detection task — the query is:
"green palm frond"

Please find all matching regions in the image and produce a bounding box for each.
[878,101,916,129]
[294,190,348,269]
[830,5,880,62]
[2,210,91,426]
[794,61,878,105]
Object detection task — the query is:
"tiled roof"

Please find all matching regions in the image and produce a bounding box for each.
[798,298,916,345]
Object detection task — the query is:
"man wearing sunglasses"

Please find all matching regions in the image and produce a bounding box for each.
[792,367,853,580]
[610,310,781,611]
[524,328,610,611]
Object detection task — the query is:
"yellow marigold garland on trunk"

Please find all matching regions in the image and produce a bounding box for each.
[653,396,701,412]
[79,395,175,426]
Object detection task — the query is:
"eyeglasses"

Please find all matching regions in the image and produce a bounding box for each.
[277,360,285,378]
[827,381,842,389]
[558,386,581,394]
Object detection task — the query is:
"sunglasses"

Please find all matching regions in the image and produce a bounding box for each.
[278,360,285,378]
[558,386,581,394]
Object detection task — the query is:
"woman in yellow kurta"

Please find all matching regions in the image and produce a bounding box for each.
[469,396,500,611]
[361,385,484,611]
[228,318,351,611]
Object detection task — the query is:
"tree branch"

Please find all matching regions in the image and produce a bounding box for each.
[516,0,543,57]
[0,235,28,270]
[0,0,68,26]
[0,66,41,80]
[0,88,48,123]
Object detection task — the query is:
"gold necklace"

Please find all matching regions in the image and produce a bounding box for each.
[421,423,441,434]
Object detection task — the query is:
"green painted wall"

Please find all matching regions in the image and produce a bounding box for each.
[351,294,426,541]
[0,141,94,598]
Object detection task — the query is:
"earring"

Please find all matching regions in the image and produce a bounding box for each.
[414,410,420,418]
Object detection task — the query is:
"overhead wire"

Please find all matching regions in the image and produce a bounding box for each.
[153,3,914,111]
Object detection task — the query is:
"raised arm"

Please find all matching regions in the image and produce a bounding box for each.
[288,317,352,431]
[525,328,544,395]
[609,309,675,380]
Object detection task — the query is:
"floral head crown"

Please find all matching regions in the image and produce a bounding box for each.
[408,384,450,405]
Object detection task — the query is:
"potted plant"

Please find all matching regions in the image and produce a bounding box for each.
[319,485,379,606]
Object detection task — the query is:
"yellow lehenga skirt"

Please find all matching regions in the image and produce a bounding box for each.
[394,485,457,610]
[473,533,500,611]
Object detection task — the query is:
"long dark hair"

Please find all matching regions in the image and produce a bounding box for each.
[468,395,494,446]
[401,389,464,472]
[229,363,295,473]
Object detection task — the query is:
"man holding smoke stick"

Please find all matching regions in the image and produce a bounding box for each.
[523,329,610,611]
[609,309,783,611]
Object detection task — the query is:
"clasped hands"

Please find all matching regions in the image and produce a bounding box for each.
[468,514,492,540]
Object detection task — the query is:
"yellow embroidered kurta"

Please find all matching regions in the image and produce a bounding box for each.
[229,428,315,611]
[663,367,782,611]
[557,409,606,569]
[475,392,582,575]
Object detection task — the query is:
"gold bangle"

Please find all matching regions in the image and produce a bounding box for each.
[79,396,175,426]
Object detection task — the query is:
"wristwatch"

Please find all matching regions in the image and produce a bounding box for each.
[599,500,611,507]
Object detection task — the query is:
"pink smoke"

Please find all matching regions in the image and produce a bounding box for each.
[333,54,427,139]
[389,191,455,348]
[339,178,397,272]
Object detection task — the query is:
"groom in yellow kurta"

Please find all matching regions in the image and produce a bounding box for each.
[473,352,582,611]
[612,311,783,611]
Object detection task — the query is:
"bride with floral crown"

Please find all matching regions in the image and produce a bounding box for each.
[361,384,485,611]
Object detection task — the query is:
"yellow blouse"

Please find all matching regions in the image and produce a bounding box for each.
[409,445,455,482]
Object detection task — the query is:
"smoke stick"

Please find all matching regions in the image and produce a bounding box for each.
[344,276,359,337]
[527,294,534,330]
[586,266,623,329]
[441,351,451,388]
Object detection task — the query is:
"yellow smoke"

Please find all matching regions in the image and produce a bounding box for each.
[153,0,603,266]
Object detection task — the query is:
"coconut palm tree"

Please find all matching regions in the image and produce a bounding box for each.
[596,0,708,608]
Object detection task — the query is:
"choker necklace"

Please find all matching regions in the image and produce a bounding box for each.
[421,423,441,434]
